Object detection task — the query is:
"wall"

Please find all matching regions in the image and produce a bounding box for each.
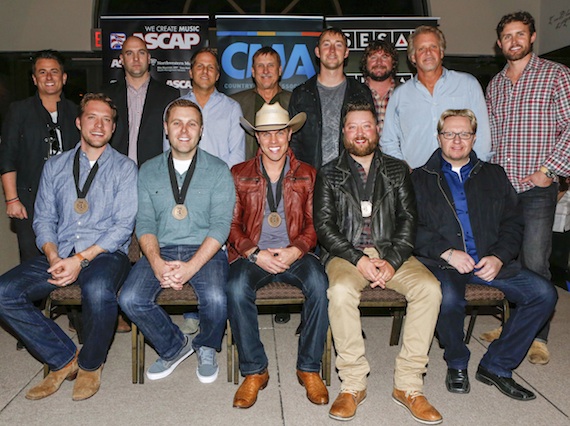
[0,0,93,52]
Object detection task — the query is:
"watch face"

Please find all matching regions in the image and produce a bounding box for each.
[80,259,89,268]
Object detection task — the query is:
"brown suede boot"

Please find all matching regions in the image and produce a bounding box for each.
[72,365,103,401]
[26,355,78,400]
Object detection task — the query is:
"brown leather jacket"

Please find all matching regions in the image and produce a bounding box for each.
[228,149,317,263]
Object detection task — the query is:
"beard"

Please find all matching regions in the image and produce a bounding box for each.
[367,68,393,82]
[503,43,533,61]
[344,137,378,157]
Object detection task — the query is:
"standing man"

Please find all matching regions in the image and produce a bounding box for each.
[381,26,491,169]
[231,46,292,160]
[0,50,78,262]
[227,103,329,409]
[119,99,235,384]
[102,35,179,166]
[484,11,570,364]
[181,47,245,167]
[314,102,442,424]
[361,40,398,136]
[289,28,375,169]
[0,93,137,401]
[412,109,557,400]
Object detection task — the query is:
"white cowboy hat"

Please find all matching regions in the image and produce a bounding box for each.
[240,102,306,135]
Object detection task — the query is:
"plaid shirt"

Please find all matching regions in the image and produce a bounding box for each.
[366,79,395,138]
[486,53,570,193]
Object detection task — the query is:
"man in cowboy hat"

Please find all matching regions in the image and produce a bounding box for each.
[227,102,329,409]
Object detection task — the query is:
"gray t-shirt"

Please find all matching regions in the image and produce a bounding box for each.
[257,158,291,250]
[318,79,347,166]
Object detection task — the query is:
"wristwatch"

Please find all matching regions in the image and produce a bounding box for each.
[539,165,556,179]
[247,247,260,263]
[75,253,90,269]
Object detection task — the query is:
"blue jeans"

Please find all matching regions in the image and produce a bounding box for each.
[425,264,557,377]
[518,184,558,342]
[119,245,228,359]
[0,252,130,371]
[227,254,329,375]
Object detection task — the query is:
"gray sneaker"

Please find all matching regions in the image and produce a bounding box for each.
[180,317,200,335]
[196,346,219,384]
[146,336,194,380]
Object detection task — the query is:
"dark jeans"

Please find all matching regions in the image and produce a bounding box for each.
[119,245,228,359]
[425,264,557,377]
[227,254,329,375]
[0,252,130,371]
[518,183,558,341]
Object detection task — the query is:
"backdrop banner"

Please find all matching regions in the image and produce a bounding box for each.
[101,15,209,93]
[216,15,323,95]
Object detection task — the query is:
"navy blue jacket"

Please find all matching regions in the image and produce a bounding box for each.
[411,149,523,279]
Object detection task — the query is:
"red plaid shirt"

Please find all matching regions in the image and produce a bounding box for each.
[486,53,570,193]
[366,79,396,138]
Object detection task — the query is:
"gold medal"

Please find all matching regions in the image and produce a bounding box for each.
[267,212,282,228]
[172,204,188,220]
[361,201,372,218]
[74,198,89,214]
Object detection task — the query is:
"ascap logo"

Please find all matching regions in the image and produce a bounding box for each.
[221,43,316,80]
[166,80,192,89]
[132,32,201,50]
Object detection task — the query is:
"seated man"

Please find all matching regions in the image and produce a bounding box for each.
[314,102,442,424]
[227,103,329,408]
[119,99,235,383]
[0,93,137,401]
[412,109,558,400]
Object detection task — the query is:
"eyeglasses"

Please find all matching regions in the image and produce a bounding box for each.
[439,131,474,140]
[48,124,61,157]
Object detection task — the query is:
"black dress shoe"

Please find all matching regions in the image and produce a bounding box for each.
[446,368,470,393]
[475,365,536,401]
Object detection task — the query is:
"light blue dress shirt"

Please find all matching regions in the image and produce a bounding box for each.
[179,89,245,168]
[34,143,138,257]
[381,68,492,169]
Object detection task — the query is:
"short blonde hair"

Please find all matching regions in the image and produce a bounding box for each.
[437,109,477,134]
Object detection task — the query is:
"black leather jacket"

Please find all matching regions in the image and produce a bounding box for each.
[411,149,523,279]
[314,149,416,270]
[288,75,375,169]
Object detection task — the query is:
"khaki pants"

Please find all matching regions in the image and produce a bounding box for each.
[326,249,441,392]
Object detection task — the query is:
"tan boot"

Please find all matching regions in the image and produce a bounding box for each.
[392,389,442,424]
[72,365,103,401]
[26,355,78,400]
[329,390,366,421]
[479,326,502,343]
[528,340,550,365]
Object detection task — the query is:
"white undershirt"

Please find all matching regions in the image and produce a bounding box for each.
[173,158,192,175]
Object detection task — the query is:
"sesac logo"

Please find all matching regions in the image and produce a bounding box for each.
[132,32,201,50]
[221,43,316,80]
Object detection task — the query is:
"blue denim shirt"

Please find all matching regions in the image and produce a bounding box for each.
[33,143,138,257]
[381,68,492,168]
[179,89,245,168]
[136,148,236,247]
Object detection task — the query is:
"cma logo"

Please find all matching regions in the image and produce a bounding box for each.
[221,43,316,80]
[132,32,200,50]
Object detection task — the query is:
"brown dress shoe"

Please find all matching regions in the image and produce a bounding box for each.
[296,370,329,405]
[26,355,78,400]
[72,365,103,401]
[233,370,269,409]
[392,389,442,425]
[479,326,502,343]
[329,390,366,421]
[116,315,131,333]
[528,340,550,365]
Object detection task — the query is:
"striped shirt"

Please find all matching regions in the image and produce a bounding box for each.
[366,79,395,138]
[486,53,570,193]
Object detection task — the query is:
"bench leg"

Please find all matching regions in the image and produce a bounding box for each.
[390,310,404,346]
[138,327,145,384]
[464,308,479,344]
[226,320,233,383]
[322,326,332,386]
[131,323,138,384]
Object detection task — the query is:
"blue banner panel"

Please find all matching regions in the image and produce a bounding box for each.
[216,15,324,95]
